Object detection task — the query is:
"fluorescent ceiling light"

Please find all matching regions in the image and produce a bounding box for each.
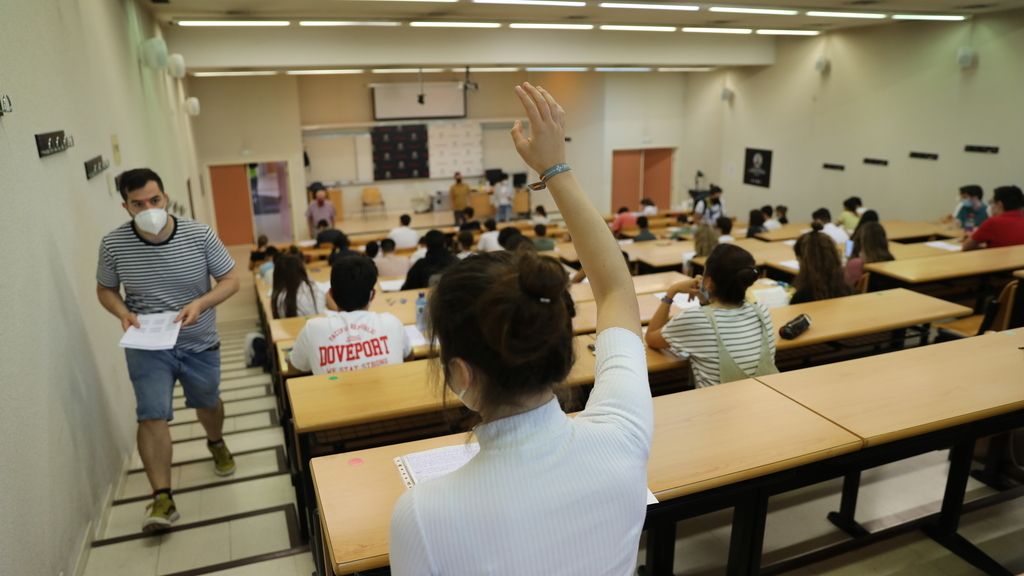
[657,67,713,72]
[526,67,589,71]
[371,68,447,73]
[599,2,699,10]
[192,71,279,77]
[805,11,886,19]
[410,21,502,28]
[756,29,820,35]
[451,67,522,72]
[600,24,676,31]
[595,67,653,72]
[474,0,586,5]
[176,20,290,27]
[298,21,402,27]
[286,69,365,75]
[682,27,752,34]
[371,0,458,2]
[710,6,797,15]
[891,14,967,21]
[510,23,595,29]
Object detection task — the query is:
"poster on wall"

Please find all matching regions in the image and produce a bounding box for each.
[743,148,773,188]
[371,124,430,180]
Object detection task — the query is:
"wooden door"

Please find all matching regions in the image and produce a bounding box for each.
[642,148,673,209]
[611,150,643,213]
[209,164,255,246]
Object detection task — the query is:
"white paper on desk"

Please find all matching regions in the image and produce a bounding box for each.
[380,279,405,292]
[647,489,659,505]
[119,312,181,351]
[653,292,701,311]
[297,239,317,248]
[926,240,962,252]
[753,286,790,309]
[617,239,635,246]
[395,443,481,488]
[404,325,427,348]
[783,239,797,247]
[777,259,800,271]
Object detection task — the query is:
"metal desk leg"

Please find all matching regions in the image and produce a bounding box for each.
[727,493,769,576]
[640,519,677,576]
[294,430,314,543]
[924,440,1013,576]
[970,433,1015,490]
[826,471,870,537]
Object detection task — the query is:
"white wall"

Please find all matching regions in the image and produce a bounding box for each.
[0,1,200,575]
[682,10,1024,223]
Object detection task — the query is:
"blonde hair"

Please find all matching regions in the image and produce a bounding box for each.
[694,224,718,257]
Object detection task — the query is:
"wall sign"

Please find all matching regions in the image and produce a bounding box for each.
[743,148,772,188]
[371,124,429,181]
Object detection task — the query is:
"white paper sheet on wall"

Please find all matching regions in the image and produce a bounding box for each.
[428,122,483,179]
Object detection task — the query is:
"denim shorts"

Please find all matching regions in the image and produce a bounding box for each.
[125,346,221,421]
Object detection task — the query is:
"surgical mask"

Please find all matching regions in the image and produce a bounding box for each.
[699,280,711,303]
[855,207,866,216]
[134,208,168,236]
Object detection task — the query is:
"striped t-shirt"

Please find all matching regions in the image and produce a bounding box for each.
[662,302,776,388]
[97,217,235,352]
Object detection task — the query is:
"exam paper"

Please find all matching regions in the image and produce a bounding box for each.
[404,325,427,348]
[380,279,405,292]
[653,292,701,311]
[119,312,181,351]
[926,240,962,252]
[777,259,800,271]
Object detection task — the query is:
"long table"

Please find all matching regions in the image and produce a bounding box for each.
[764,241,958,277]
[865,245,1024,284]
[756,220,958,243]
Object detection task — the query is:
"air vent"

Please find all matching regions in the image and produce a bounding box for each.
[707,19,737,24]
[846,0,881,4]
[957,3,995,8]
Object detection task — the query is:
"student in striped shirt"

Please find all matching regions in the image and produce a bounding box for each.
[646,243,777,388]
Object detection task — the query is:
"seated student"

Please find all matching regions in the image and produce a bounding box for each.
[953,185,988,231]
[640,197,658,216]
[389,214,421,250]
[761,205,782,230]
[497,226,524,250]
[258,246,280,284]
[271,253,325,319]
[850,209,879,243]
[746,209,767,238]
[837,197,862,235]
[791,224,853,304]
[326,232,358,266]
[532,224,556,250]
[390,83,650,576]
[289,255,410,375]
[684,223,718,276]
[249,234,270,271]
[477,219,501,252]
[776,204,789,225]
[315,219,346,249]
[844,221,894,286]
[459,207,482,232]
[375,238,412,277]
[364,241,380,260]
[531,205,550,225]
[715,216,735,243]
[694,185,725,224]
[455,231,476,259]
[812,208,850,245]
[964,185,1024,250]
[633,216,657,242]
[610,206,638,237]
[646,243,777,388]
[402,230,459,290]
[505,233,536,252]
[409,236,428,264]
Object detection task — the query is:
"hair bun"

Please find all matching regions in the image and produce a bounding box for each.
[516,252,567,302]
[810,222,824,232]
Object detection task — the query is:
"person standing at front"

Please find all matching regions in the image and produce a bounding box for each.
[305,183,337,238]
[96,169,241,532]
[450,172,470,225]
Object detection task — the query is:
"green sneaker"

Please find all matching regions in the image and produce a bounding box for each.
[208,440,236,477]
[143,493,179,533]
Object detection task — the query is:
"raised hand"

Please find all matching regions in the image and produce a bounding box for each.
[510,83,566,175]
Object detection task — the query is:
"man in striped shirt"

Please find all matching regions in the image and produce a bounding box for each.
[96,168,240,532]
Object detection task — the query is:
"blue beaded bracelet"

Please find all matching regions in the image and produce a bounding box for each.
[541,163,572,182]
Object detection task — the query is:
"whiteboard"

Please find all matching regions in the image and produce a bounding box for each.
[372,82,466,121]
[428,122,483,179]
[304,133,374,184]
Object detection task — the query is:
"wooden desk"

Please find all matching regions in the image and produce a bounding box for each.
[621,241,695,269]
[572,292,666,334]
[1015,269,1024,280]
[691,239,795,269]
[888,241,953,260]
[570,272,686,303]
[755,221,956,243]
[311,379,861,575]
[268,289,422,343]
[865,245,1024,284]
[755,223,812,242]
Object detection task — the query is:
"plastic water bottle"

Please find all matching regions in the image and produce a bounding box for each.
[415,293,428,333]
[965,214,975,234]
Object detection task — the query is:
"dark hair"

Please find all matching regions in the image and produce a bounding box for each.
[264,245,280,259]
[617,206,629,214]
[535,205,547,216]
[843,197,860,212]
[308,182,326,193]
[498,227,523,249]
[464,206,475,218]
[960,185,984,200]
[636,216,649,229]
[794,225,852,301]
[423,229,448,253]
[534,223,548,237]
[330,255,378,312]
[429,250,575,417]
[117,168,164,200]
[381,238,396,253]
[776,204,788,213]
[710,184,723,195]
[506,234,535,252]
[851,209,880,240]
[641,198,655,206]
[994,185,1024,210]
[400,214,412,226]
[812,208,832,223]
[761,205,774,218]
[330,231,349,250]
[286,245,301,255]
[364,241,380,259]
[271,254,314,319]
[748,209,766,227]
[705,243,758,305]
[257,234,269,248]
[853,221,894,264]
[715,216,733,235]
[484,218,497,231]
[457,231,475,250]
[317,219,330,229]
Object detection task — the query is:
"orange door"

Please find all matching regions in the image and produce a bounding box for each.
[642,148,673,209]
[611,150,643,213]
[209,164,255,246]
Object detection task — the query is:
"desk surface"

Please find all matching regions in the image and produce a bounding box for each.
[756,221,956,243]
[758,329,1024,447]
[763,242,960,277]
[1015,269,1024,280]
[570,272,686,303]
[622,241,696,268]
[312,379,861,575]
[864,245,1024,284]
[691,238,795,268]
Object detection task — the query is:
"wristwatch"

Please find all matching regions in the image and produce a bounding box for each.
[660,296,675,305]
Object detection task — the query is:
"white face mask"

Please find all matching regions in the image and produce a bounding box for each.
[134,208,168,236]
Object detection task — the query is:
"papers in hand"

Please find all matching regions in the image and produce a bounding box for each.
[379,279,405,292]
[926,240,962,252]
[297,239,317,248]
[653,292,701,311]
[404,324,427,348]
[119,312,181,351]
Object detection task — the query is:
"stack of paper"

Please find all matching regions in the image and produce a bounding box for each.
[926,240,962,252]
[119,313,181,351]
[380,279,405,292]
[753,286,790,309]
[297,239,317,248]
[404,325,428,347]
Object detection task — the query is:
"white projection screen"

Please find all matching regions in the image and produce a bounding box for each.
[371,82,467,121]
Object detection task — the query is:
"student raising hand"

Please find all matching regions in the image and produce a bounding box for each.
[510,84,566,175]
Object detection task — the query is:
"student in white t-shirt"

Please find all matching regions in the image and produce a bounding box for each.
[271,253,325,319]
[812,207,850,245]
[389,214,421,250]
[375,238,412,277]
[456,231,476,259]
[477,218,501,252]
[761,205,782,230]
[715,216,736,243]
[289,254,410,375]
[640,197,658,216]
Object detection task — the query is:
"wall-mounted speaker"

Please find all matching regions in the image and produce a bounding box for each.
[141,37,168,69]
[185,97,201,117]
[167,54,186,78]
[815,56,831,75]
[957,47,977,69]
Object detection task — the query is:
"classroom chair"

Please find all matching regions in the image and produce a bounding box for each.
[853,272,872,295]
[361,186,386,217]
[936,280,1018,340]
